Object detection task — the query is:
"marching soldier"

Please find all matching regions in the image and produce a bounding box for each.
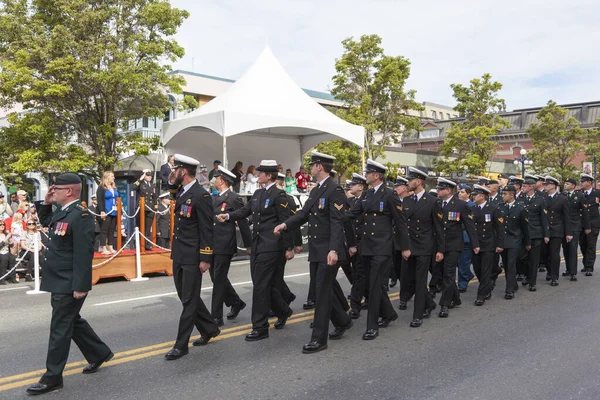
[27,173,113,395]
[510,176,526,203]
[542,176,573,286]
[399,167,443,327]
[519,178,549,291]
[498,185,530,299]
[156,192,172,249]
[486,179,502,206]
[274,152,352,353]
[561,178,589,280]
[471,184,504,306]
[207,166,252,328]
[579,174,600,276]
[347,173,369,319]
[134,168,158,250]
[164,154,218,360]
[435,178,478,318]
[390,177,410,289]
[218,160,294,342]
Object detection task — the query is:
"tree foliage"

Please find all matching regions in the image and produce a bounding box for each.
[527,100,589,182]
[0,0,195,180]
[330,34,423,161]
[434,73,508,176]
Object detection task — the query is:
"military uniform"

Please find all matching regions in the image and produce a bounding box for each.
[156,198,171,249]
[210,181,252,322]
[544,182,572,283]
[33,174,112,390]
[134,174,157,250]
[562,187,589,277]
[519,191,549,288]
[347,191,368,314]
[498,198,530,296]
[579,181,600,274]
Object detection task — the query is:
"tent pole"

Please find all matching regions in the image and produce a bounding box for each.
[223,135,228,169]
[298,136,304,168]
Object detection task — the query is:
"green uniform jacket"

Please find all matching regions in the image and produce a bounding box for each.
[36,200,95,293]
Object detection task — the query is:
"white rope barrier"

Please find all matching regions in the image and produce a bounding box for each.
[26,235,44,294]
[0,249,30,282]
[131,227,149,282]
[137,231,171,252]
[87,206,141,219]
[92,233,137,269]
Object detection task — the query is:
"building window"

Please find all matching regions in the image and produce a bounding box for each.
[447,113,451,119]
[142,117,149,128]
[431,110,437,119]
[420,128,440,139]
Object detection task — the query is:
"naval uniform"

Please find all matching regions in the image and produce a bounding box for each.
[580,188,600,273]
[544,193,572,281]
[285,177,351,344]
[169,181,218,351]
[562,190,589,276]
[472,202,505,301]
[498,201,530,294]
[36,200,112,386]
[134,178,157,250]
[210,188,252,321]
[518,193,549,287]
[156,201,171,249]
[347,193,369,312]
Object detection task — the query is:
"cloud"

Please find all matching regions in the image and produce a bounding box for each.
[171,0,600,110]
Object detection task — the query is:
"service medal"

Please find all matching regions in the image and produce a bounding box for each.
[61,223,68,236]
[379,201,384,212]
[318,198,325,209]
[485,214,492,222]
[264,199,270,208]
[221,202,226,212]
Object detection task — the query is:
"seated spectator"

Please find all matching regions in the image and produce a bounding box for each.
[10,211,24,256]
[285,169,297,193]
[20,220,43,281]
[0,192,14,220]
[295,166,310,193]
[245,165,258,193]
[0,221,16,284]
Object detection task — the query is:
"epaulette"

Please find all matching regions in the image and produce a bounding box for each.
[204,193,210,198]
[134,181,140,186]
[335,187,343,191]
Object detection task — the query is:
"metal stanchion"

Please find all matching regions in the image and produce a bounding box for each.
[131,227,148,282]
[26,234,46,294]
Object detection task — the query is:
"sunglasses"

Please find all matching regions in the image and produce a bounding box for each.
[27,222,36,225]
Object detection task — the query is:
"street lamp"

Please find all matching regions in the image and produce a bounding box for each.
[513,148,533,177]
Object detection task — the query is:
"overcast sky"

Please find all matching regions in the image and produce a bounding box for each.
[171,0,600,111]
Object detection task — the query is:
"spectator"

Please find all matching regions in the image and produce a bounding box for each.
[197,165,210,191]
[295,166,310,193]
[20,220,43,281]
[10,211,24,256]
[159,155,175,190]
[245,165,258,193]
[156,193,171,249]
[284,169,297,193]
[0,220,16,284]
[231,161,244,193]
[208,160,221,181]
[0,192,13,220]
[9,192,19,214]
[96,171,119,255]
[277,164,284,174]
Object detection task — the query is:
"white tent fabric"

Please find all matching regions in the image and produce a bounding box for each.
[162,47,364,169]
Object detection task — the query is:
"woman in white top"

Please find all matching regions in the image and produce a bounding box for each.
[0,193,13,220]
[20,220,42,281]
[245,165,258,194]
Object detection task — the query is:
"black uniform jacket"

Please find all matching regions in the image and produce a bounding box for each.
[37,201,95,293]
[562,191,590,234]
[169,181,214,264]
[285,177,347,263]
[472,201,505,252]
[228,184,293,254]
[349,184,409,257]
[581,189,600,230]
[156,202,171,239]
[212,188,252,255]
[544,193,572,238]
[439,195,479,250]
[134,179,157,212]
[286,194,303,247]
[522,193,549,240]
[402,191,443,256]
[346,193,365,247]
[499,202,531,249]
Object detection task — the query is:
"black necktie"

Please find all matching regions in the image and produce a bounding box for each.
[413,194,417,202]
[176,186,184,198]
[442,200,447,208]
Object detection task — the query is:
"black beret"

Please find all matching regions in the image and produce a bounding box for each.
[54,173,81,185]
[503,185,517,192]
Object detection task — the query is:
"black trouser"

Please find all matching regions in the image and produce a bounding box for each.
[439,251,462,307]
[429,260,444,291]
[390,250,402,283]
[275,251,295,304]
[40,293,111,386]
[491,253,502,284]
[362,255,396,330]
[547,237,562,280]
[157,237,171,249]
[339,259,354,285]
[310,261,351,344]
[99,215,116,247]
[399,256,416,302]
[563,231,580,276]
[540,240,549,268]
[209,254,241,320]
[250,252,290,331]
[172,262,218,350]
[136,212,155,250]
[403,255,435,320]
[516,245,528,276]
[0,252,11,281]
[93,232,100,252]
[473,251,495,300]
[307,261,317,303]
[501,248,518,293]
[349,253,367,311]
[21,250,45,276]
[580,228,599,271]
[523,239,542,286]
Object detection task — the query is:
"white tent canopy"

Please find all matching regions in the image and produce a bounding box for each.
[162,47,364,169]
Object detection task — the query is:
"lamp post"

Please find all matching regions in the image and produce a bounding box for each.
[513,148,533,177]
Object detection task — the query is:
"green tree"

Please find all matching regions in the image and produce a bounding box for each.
[330,34,423,161]
[305,140,362,178]
[527,100,588,182]
[434,73,509,176]
[0,0,196,180]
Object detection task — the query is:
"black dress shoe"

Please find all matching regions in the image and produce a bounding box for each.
[245,330,269,341]
[274,308,293,330]
[529,285,537,292]
[485,293,492,300]
[504,292,514,300]
[522,278,529,286]
[82,352,114,374]
[550,279,559,286]
[214,318,224,327]
[361,301,369,310]
[585,271,593,277]
[410,319,423,327]
[581,268,587,273]
[389,278,398,288]
[286,293,297,305]
[516,274,524,281]
[164,348,188,360]
[26,382,63,395]
[475,298,485,306]
[449,299,461,309]
[377,313,398,328]
[398,300,407,310]
[362,329,379,340]
[562,271,570,277]
[348,309,361,319]
[302,341,327,354]
[303,300,315,310]
[438,306,449,318]
[422,302,437,318]
[329,321,353,340]
[458,287,467,293]
[193,328,221,346]
[227,300,246,320]
[539,267,546,272]
[570,275,577,281]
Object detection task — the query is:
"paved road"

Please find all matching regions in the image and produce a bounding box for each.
[1,251,599,400]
